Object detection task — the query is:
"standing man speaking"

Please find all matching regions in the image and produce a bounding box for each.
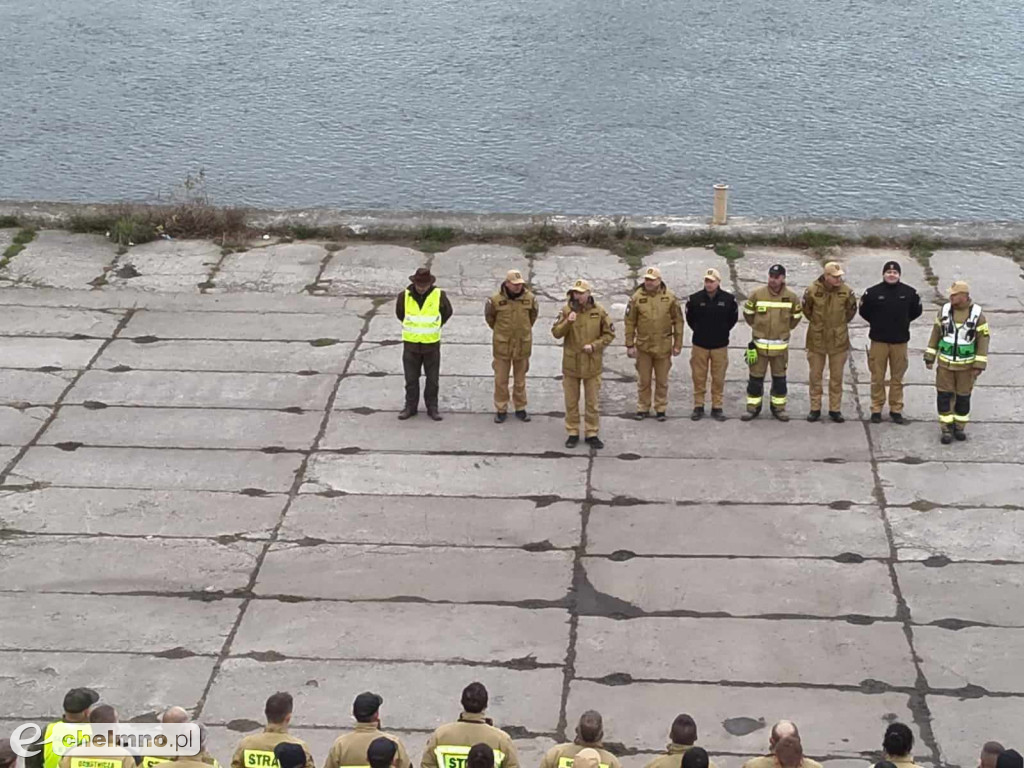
[396,267,453,421]
[485,269,538,423]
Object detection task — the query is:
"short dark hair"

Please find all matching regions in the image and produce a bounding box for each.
[775,736,802,768]
[883,723,914,757]
[461,683,488,714]
[89,705,117,724]
[265,692,294,724]
[681,747,708,768]
[467,744,494,768]
[985,744,1007,758]
[671,714,697,746]
[577,711,603,744]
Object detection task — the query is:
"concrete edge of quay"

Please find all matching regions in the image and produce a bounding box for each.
[2,200,1024,246]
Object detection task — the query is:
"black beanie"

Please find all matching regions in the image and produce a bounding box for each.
[883,261,902,275]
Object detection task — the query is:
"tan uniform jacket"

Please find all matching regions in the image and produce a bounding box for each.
[624,285,684,357]
[142,752,220,768]
[485,287,539,360]
[420,712,519,768]
[741,757,823,768]
[539,742,621,768]
[58,746,137,768]
[324,723,410,768]
[644,744,719,768]
[801,277,857,353]
[230,724,315,768]
[743,285,803,355]
[924,303,990,370]
[552,299,615,378]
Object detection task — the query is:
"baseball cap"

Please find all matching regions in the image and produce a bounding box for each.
[274,744,306,768]
[642,267,662,281]
[505,269,525,285]
[353,692,383,721]
[704,268,722,283]
[824,261,844,277]
[949,280,970,296]
[63,688,100,714]
[568,279,592,294]
[367,738,398,768]
[768,264,786,277]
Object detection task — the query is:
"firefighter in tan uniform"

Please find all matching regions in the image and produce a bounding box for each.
[420,683,519,768]
[230,693,314,768]
[57,705,135,768]
[624,267,683,422]
[324,693,410,768]
[644,715,718,768]
[552,279,615,449]
[539,712,621,768]
[741,265,803,422]
[742,722,822,768]
[141,708,220,768]
[801,261,857,423]
[485,269,539,423]
[924,281,990,444]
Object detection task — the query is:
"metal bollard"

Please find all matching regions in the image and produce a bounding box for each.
[712,184,729,225]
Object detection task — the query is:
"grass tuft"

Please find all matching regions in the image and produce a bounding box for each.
[1,228,36,266]
[108,215,157,248]
[0,215,20,229]
[714,243,745,261]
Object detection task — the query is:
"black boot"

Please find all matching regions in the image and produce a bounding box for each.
[711,408,726,422]
[807,410,821,422]
[398,407,417,420]
[494,411,507,423]
[741,408,761,422]
[690,407,704,421]
[828,411,845,423]
[515,410,531,422]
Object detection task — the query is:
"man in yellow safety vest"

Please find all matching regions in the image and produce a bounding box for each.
[396,267,453,421]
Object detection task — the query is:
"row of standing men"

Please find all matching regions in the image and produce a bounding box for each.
[396,260,991,446]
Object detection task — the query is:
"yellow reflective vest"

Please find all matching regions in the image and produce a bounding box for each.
[402,290,442,343]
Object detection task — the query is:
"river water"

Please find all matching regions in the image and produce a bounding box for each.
[1,0,1022,219]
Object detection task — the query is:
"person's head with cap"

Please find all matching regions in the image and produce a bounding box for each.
[274,743,306,768]
[670,713,698,746]
[949,280,971,308]
[882,722,914,758]
[775,736,803,768]
[574,748,602,768]
[575,710,604,745]
[353,692,383,724]
[882,260,902,285]
[823,261,844,287]
[366,737,399,768]
[0,738,18,768]
[161,706,190,724]
[567,279,592,307]
[265,692,294,727]
[89,704,118,724]
[681,747,709,768]
[769,721,799,750]
[704,268,721,295]
[409,267,436,296]
[466,744,495,768]
[63,687,99,721]
[461,682,488,714]
[768,264,787,291]
[997,751,1024,768]
[504,269,526,296]
[642,266,662,293]
[981,742,1006,768]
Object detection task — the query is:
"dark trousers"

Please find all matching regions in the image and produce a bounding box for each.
[403,342,441,411]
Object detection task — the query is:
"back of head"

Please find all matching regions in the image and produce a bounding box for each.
[367,737,398,768]
[63,688,100,717]
[997,750,1024,768]
[670,714,698,746]
[882,723,914,757]
[775,736,802,768]
[681,747,709,768]
[771,721,799,748]
[574,749,601,768]
[467,744,495,768]
[265,692,294,724]
[461,683,488,714]
[161,707,190,724]
[577,711,603,744]
[274,743,306,768]
[89,705,117,724]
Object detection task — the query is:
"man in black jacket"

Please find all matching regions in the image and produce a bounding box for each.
[858,260,923,423]
[685,268,738,421]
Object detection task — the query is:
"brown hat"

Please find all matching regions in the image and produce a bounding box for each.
[642,266,662,281]
[824,261,844,277]
[505,269,525,285]
[567,279,592,295]
[704,267,722,283]
[949,280,970,296]
[574,749,601,768]
[409,267,436,285]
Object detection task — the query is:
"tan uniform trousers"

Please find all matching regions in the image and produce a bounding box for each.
[564,375,601,437]
[867,341,909,413]
[493,356,529,413]
[807,350,847,412]
[690,345,728,409]
[636,350,672,412]
[936,366,976,396]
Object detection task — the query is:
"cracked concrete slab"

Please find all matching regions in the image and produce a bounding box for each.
[105,240,221,292]
[350,342,563,377]
[732,248,824,295]
[858,384,1024,423]
[233,601,570,664]
[0,306,122,337]
[282,494,580,548]
[833,248,929,296]
[0,231,116,289]
[98,339,356,373]
[531,246,633,300]
[927,696,1024,768]
[256,543,572,602]
[914,625,1024,693]
[575,616,915,687]
[0,337,103,369]
[645,248,735,294]
[888,507,1024,562]
[320,244,428,295]
[583,557,895,617]
[214,243,326,293]
[880,462,1024,507]
[872,423,1024,463]
[929,250,1024,311]
[0,487,283,537]
[123,309,365,341]
[10,446,304,492]
[0,405,50,445]
[0,369,76,405]
[431,245,530,298]
[897,562,1024,626]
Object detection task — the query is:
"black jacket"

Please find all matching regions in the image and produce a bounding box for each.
[685,287,738,349]
[858,280,923,343]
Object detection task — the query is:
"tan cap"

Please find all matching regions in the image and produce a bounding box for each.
[574,750,602,768]
[568,278,592,294]
[704,267,722,283]
[949,280,970,296]
[824,261,844,277]
[505,269,525,285]
[642,266,662,281]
